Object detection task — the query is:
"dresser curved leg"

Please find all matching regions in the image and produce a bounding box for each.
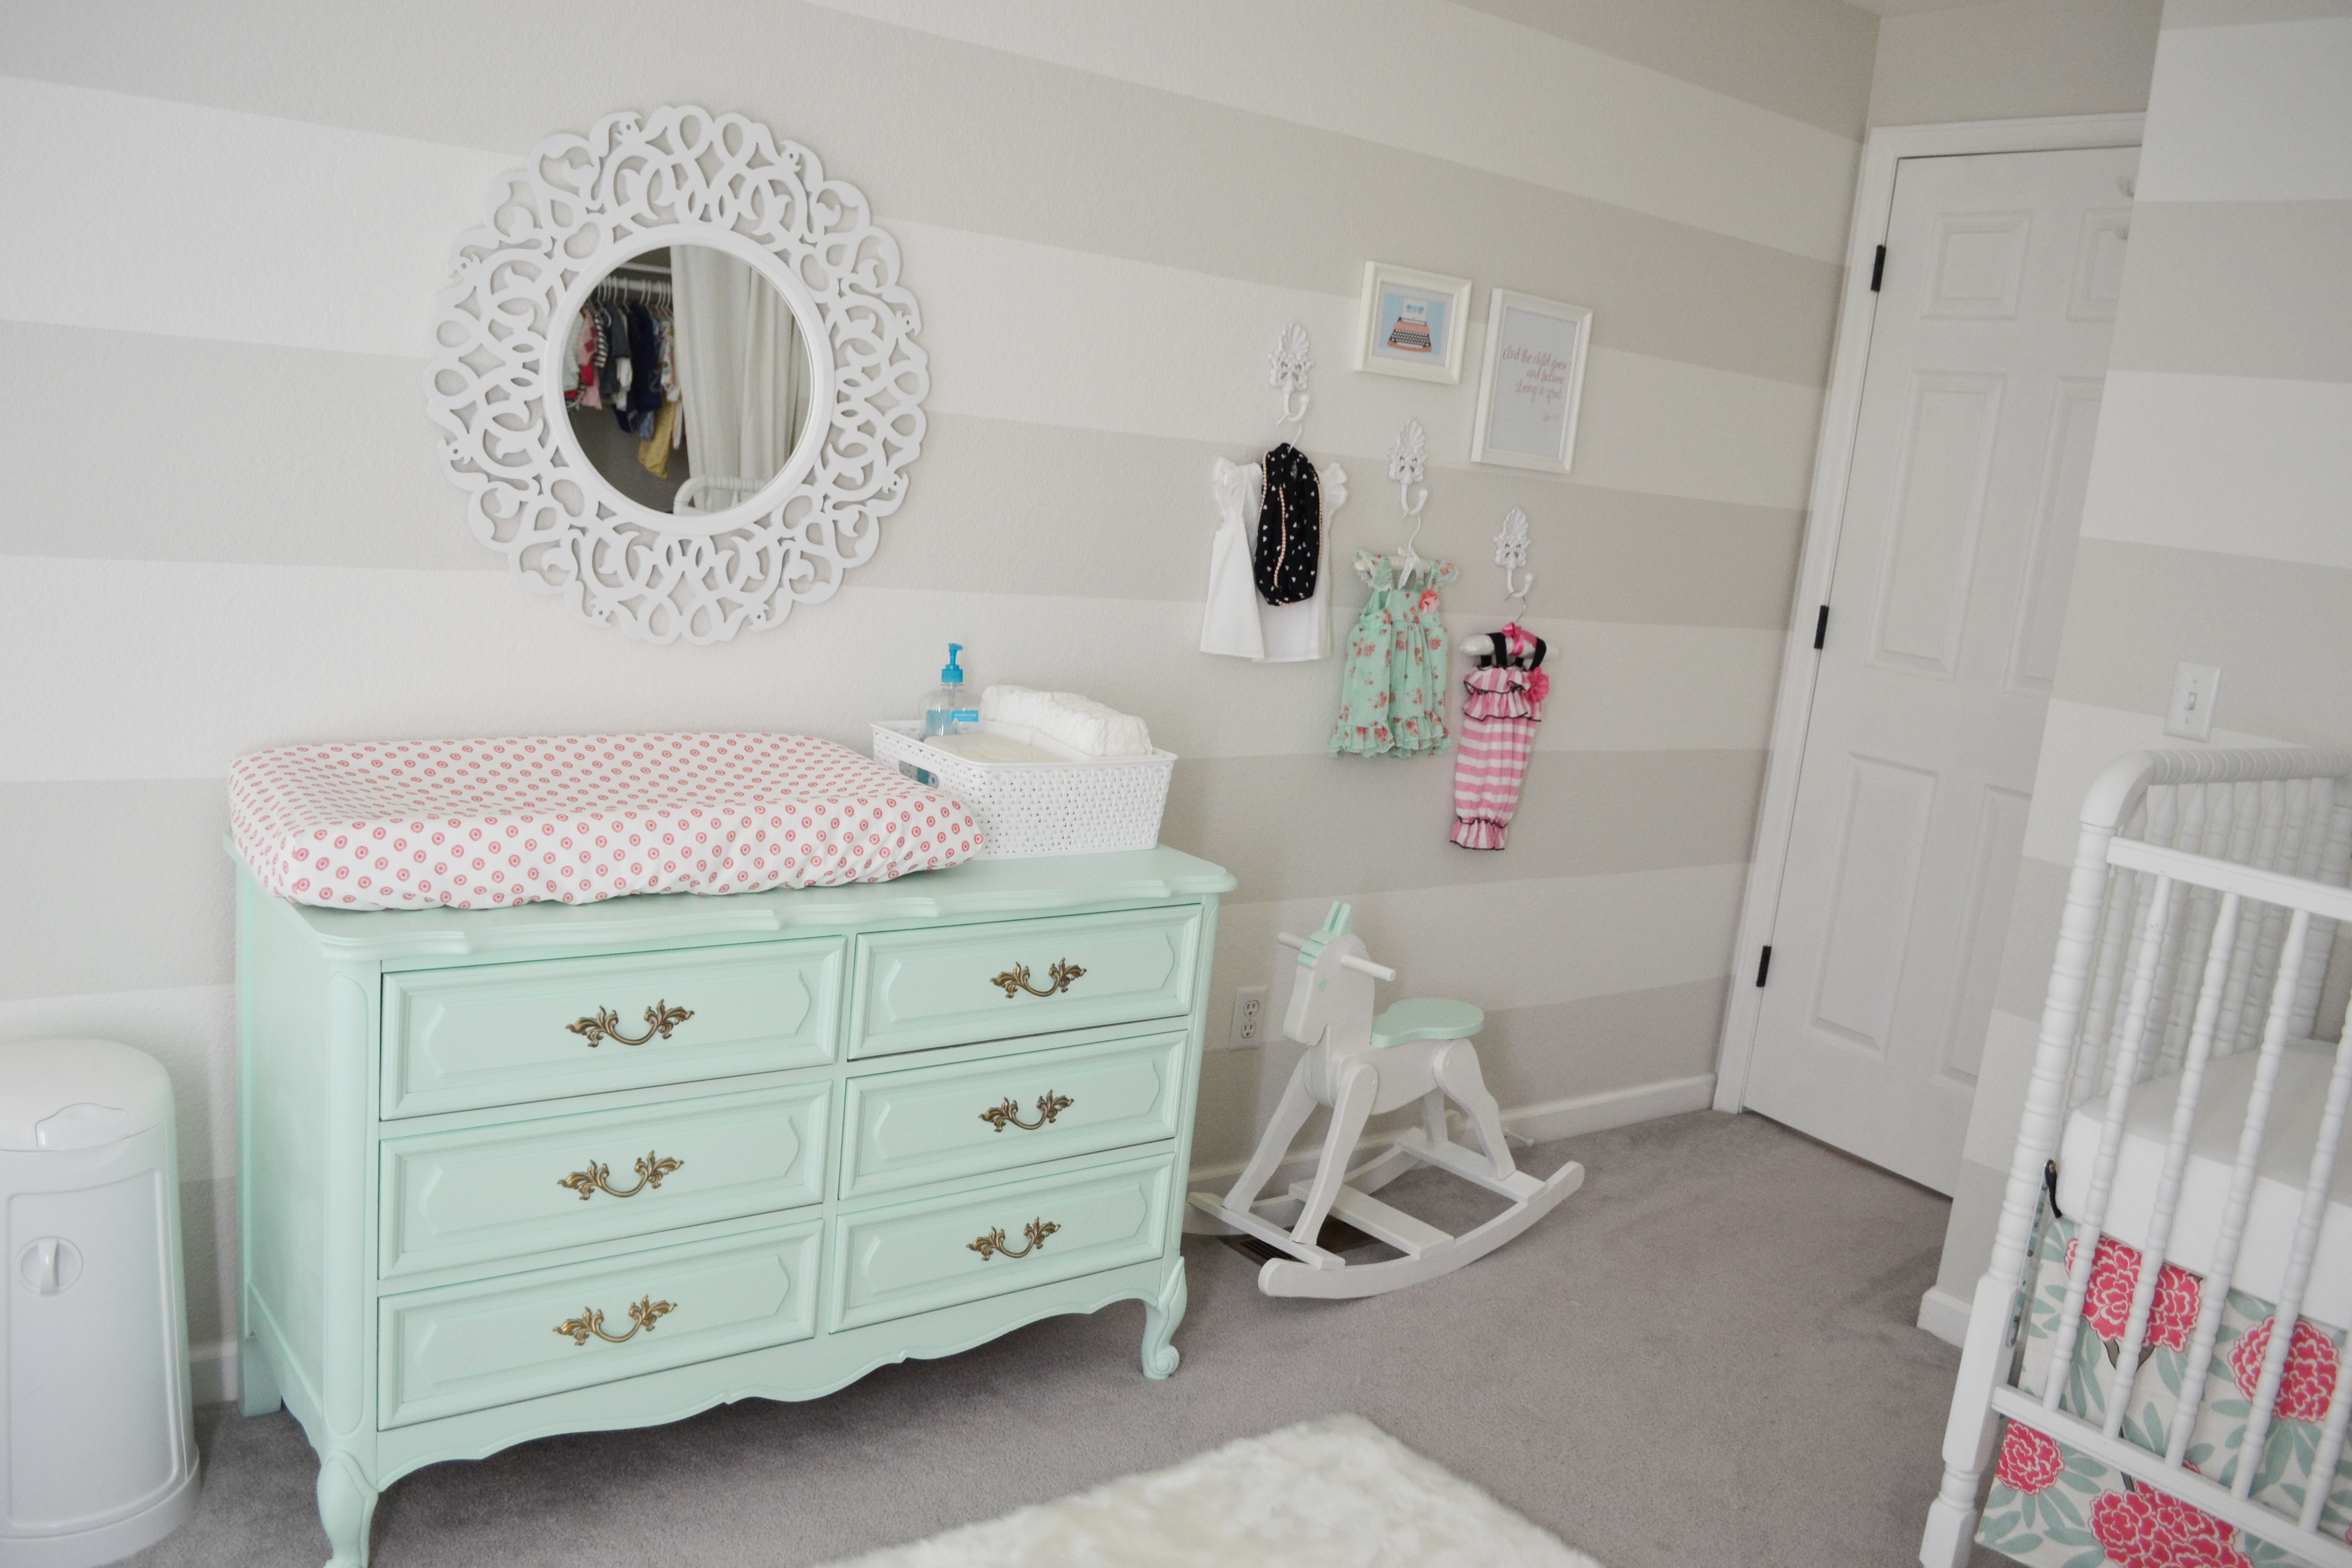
[1142,1262,1187,1380]
[316,1450,378,1568]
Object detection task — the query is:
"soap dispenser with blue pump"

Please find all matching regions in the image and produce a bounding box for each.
[925,644,978,738]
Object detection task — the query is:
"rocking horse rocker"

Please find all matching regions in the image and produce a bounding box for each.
[1188,903,1583,1297]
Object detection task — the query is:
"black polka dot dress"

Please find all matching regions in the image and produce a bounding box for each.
[1252,442,1321,605]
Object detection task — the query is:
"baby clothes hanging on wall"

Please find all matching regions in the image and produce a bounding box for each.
[1253,443,1320,605]
[1450,625,1549,849]
[1200,456,1347,663]
[1330,552,1455,757]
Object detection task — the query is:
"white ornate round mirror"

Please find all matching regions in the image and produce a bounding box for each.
[427,107,928,643]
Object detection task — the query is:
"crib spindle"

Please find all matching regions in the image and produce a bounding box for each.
[2301,1334,2352,1530]
[2235,922,2346,1502]
[2288,787,2352,1040]
[2102,891,2245,1435]
[2162,904,2318,1464]
[2134,790,2205,1082]
[2243,782,2316,1049]
[2302,988,2352,1530]
[2153,790,2244,1076]
[2072,861,2143,1109]
[2044,873,2178,1412]
[2072,801,2154,1110]
[2103,795,2173,1086]
[2155,892,2214,1078]
[2214,785,2290,1056]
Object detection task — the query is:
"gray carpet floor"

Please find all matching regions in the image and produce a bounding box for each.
[126,1111,2003,1567]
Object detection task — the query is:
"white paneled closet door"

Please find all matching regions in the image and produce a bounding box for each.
[1745,145,2137,1195]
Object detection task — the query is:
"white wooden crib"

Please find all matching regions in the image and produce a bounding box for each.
[1926,748,2352,1568]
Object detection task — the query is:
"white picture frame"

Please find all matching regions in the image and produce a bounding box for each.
[1469,289,1592,474]
[1353,261,1473,384]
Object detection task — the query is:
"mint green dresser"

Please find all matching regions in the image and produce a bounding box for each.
[233,847,1233,1566]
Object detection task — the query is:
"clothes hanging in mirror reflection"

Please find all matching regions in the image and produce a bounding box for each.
[562,284,682,480]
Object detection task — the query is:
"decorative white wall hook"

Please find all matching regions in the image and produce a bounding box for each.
[1496,507,1533,614]
[1387,419,1429,519]
[1269,322,1312,431]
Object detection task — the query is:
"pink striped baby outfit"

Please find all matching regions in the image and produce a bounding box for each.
[1450,626,1548,850]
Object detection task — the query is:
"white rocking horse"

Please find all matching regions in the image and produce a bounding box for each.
[1188,902,1583,1297]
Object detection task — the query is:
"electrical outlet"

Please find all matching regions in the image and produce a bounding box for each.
[2165,662,2222,741]
[1229,986,1268,1048]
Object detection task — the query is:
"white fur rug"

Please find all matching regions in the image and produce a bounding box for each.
[819,1413,1601,1567]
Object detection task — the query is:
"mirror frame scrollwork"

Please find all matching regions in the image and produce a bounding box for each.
[426,106,928,643]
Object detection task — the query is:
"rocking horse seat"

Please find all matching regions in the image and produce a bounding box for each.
[1369,998,1483,1048]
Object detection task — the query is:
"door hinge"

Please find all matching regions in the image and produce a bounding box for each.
[1755,945,1773,987]
[1813,604,1829,650]
[1870,245,1886,292]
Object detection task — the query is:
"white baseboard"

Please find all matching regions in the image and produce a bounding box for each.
[191,1337,238,1406]
[1183,1072,1717,1223]
[1501,1074,1717,1143]
[1917,1285,1972,1348]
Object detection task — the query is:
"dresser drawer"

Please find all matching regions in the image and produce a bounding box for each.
[382,939,843,1118]
[847,908,1198,1060]
[840,1030,1186,1199]
[378,1220,822,1428]
[828,1151,1174,1331]
[378,1082,831,1280]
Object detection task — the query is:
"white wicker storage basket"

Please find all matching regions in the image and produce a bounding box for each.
[870,721,1174,859]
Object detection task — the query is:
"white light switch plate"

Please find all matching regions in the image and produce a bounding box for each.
[2165,662,2222,741]
[1229,986,1268,1048]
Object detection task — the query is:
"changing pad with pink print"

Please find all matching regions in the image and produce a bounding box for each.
[229,733,984,911]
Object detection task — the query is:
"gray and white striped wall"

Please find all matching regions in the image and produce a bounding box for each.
[1927,0,2352,1334]
[0,0,1880,1389]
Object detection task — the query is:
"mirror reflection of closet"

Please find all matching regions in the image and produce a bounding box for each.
[561,244,817,517]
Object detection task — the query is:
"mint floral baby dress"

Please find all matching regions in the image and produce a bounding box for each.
[1330,553,1456,757]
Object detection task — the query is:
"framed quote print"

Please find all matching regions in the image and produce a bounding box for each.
[1354,261,1473,384]
[1470,289,1592,474]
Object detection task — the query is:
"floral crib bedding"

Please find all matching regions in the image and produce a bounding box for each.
[1980,1215,2352,1568]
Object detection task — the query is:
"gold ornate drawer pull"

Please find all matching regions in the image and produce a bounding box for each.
[568,1001,693,1047]
[558,1150,684,1201]
[969,1218,1061,1261]
[554,1295,674,1346]
[979,1092,1073,1133]
[989,960,1086,999]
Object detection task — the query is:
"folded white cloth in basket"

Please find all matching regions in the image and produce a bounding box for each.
[978,685,1154,757]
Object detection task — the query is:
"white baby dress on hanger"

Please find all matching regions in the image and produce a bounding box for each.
[1200,456,1348,663]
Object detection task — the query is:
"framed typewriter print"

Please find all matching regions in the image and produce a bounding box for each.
[1469,289,1591,475]
[1353,262,1473,384]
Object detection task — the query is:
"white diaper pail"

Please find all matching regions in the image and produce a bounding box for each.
[0,1040,199,1566]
